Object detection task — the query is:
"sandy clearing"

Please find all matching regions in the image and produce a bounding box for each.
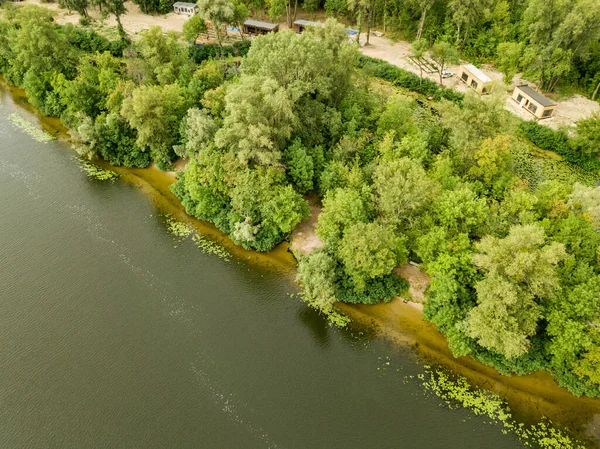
[289,194,323,258]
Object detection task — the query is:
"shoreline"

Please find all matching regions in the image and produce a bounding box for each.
[2,76,600,446]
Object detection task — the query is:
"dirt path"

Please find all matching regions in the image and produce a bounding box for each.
[289,193,324,258]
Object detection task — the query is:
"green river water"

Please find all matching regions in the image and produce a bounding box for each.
[0,81,598,449]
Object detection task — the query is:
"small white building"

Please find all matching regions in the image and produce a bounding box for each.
[458,64,493,94]
[173,2,197,16]
[512,85,556,119]
[293,20,323,34]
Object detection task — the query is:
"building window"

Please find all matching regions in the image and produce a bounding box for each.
[471,79,478,89]
[542,108,553,117]
[528,103,538,114]
[461,72,469,82]
[516,94,524,103]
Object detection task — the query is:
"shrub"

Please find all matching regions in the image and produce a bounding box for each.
[518,121,600,172]
[335,273,408,305]
[358,55,464,104]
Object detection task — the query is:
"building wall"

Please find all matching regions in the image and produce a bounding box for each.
[511,88,556,119]
[458,66,492,94]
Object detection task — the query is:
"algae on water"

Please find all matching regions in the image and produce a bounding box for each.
[76,158,119,181]
[163,214,231,261]
[419,367,586,449]
[8,113,56,143]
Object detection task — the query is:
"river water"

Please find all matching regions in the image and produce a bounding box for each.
[0,83,595,449]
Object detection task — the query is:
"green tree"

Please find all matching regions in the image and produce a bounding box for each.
[339,221,407,292]
[496,42,524,85]
[572,113,600,157]
[175,108,217,159]
[120,83,187,169]
[182,15,207,43]
[430,41,459,85]
[214,75,297,166]
[197,0,235,48]
[411,39,429,83]
[297,249,338,313]
[317,188,370,246]
[467,224,567,358]
[284,139,314,194]
[373,157,438,226]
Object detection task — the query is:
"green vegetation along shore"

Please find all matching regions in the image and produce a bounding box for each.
[2,3,600,400]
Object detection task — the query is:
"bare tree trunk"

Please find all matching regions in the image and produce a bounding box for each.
[416,5,429,40]
[383,0,387,33]
[593,78,600,101]
[366,5,373,45]
[293,0,298,25]
[356,9,363,44]
[455,23,461,45]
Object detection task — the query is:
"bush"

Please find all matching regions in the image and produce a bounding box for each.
[188,41,252,64]
[518,121,600,172]
[358,55,464,104]
[60,24,124,56]
[335,273,408,305]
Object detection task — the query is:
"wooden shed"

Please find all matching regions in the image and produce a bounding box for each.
[242,20,279,36]
[293,20,323,34]
[173,2,197,16]
[512,85,556,119]
[458,64,493,94]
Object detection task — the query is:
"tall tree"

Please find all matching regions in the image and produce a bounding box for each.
[197,0,235,48]
[430,41,459,85]
[467,224,567,358]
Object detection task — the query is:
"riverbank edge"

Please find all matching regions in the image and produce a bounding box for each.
[2,76,600,446]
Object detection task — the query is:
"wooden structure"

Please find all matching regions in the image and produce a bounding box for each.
[458,64,493,94]
[173,2,197,16]
[242,20,279,36]
[293,20,323,34]
[512,85,556,119]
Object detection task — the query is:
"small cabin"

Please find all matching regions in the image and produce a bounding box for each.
[242,20,279,36]
[173,2,197,16]
[458,64,493,94]
[512,85,556,119]
[293,20,323,34]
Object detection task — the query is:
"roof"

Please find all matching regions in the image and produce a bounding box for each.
[294,19,323,27]
[461,64,492,83]
[173,2,197,7]
[516,85,555,107]
[243,19,278,30]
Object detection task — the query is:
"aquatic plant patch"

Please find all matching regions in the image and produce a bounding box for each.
[164,214,194,239]
[7,113,55,143]
[191,234,231,262]
[76,158,119,181]
[419,367,586,449]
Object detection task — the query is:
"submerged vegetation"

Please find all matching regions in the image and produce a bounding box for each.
[3,2,600,399]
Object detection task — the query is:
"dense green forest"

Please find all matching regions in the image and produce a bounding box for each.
[2,3,600,399]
